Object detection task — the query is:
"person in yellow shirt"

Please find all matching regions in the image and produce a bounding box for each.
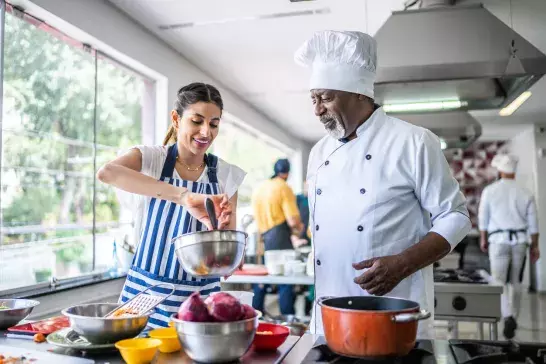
[251,159,304,314]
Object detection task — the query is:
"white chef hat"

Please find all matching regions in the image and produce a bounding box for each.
[294,30,377,99]
[491,154,518,174]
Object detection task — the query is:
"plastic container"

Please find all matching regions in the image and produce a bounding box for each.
[265,261,284,275]
[288,262,306,275]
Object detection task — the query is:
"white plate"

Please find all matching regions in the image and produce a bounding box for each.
[46,328,117,352]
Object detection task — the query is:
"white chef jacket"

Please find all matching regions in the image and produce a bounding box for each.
[478,179,538,245]
[307,106,471,339]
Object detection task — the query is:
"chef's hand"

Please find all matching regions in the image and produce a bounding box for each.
[480,238,488,253]
[184,193,232,230]
[530,246,540,263]
[352,255,406,296]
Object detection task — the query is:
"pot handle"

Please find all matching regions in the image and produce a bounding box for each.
[316,296,336,306]
[392,309,431,323]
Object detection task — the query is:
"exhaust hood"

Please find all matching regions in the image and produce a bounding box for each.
[396,111,482,150]
[374,3,546,112]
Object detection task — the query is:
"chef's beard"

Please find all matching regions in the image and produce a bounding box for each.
[320,115,346,139]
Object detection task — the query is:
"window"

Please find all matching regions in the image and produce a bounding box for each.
[0,4,154,292]
[210,117,295,207]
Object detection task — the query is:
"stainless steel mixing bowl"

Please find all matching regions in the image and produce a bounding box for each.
[0,299,40,329]
[171,313,259,363]
[62,303,151,344]
[172,230,247,278]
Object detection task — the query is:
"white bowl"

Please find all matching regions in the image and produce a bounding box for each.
[264,250,284,263]
[291,262,307,275]
[265,262,284,275]
[279,250,298,262]
[285,261,306,276]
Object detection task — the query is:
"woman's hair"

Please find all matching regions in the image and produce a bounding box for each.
[163,82,224,145]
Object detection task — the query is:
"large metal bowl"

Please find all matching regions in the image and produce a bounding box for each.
[0,299,40,330]
[62,303,151,344]
[172,230,247,278]
[171,313,259,363]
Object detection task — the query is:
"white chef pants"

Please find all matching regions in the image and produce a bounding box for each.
[488,243,528,319]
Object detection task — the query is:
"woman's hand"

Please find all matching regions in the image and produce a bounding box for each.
[183,193,233,230]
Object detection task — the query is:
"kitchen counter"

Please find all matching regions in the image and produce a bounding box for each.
[0,330,300,363]
[223,274,314,285]
[0,332,459,364]
[5,331,546,363]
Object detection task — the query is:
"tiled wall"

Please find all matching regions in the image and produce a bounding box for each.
[445,141,506,228]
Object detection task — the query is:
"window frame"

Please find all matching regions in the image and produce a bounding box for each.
[0,1,155,297]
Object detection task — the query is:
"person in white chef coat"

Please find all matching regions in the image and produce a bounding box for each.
[478,153,540,339]
[294,30,472,339]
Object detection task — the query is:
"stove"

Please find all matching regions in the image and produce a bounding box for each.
[434,269,488,284]
[283,335,546,364]
[300,337,437,364]
[433,268,502,322]
[449,339,546,364]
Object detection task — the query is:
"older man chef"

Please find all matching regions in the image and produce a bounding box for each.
[479,154,540,339]
[294,30,472,339]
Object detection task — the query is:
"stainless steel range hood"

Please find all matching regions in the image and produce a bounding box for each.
[374,2,546,112]
[397,111,482,150]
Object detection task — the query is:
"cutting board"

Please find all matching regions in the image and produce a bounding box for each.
[233,264,268,276]
[8,316,70,335]
[0,345,93,364]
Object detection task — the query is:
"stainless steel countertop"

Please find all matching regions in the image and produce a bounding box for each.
[434,281,503,294]
[0,330,300,364]
[224,268,503,294]
[223,274,314,285]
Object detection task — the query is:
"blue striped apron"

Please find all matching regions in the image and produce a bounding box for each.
[119,143,222,328]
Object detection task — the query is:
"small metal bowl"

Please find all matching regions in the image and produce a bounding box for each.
[62,303,151,344]
[0,299,40,329]
[172,230,247,278]
[171,312,259,363]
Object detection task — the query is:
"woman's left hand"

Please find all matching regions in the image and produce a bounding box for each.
[184,193,233,230]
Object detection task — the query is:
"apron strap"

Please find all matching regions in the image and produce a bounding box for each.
[489,229,527,241]
[160,144,178,179]
[205,154,219,184]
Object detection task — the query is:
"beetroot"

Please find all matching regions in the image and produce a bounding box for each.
[178,292,212,322]
[204,292,243,322]
[241,304,256,320]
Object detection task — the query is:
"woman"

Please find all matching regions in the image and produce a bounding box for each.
[97,82,246,328]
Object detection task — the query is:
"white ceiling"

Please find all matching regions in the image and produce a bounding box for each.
[108,0,546,143]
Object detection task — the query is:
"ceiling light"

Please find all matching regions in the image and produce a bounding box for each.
[383,100,467,113]
[159,8,330,30]
[499,91,532,116]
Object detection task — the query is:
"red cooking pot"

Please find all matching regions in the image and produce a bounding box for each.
[318,296,430,358]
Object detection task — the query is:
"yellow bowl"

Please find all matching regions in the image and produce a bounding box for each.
[115,338,162,364]
[149,327,181,353]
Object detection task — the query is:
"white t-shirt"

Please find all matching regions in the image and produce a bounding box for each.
[116,145,246,247]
